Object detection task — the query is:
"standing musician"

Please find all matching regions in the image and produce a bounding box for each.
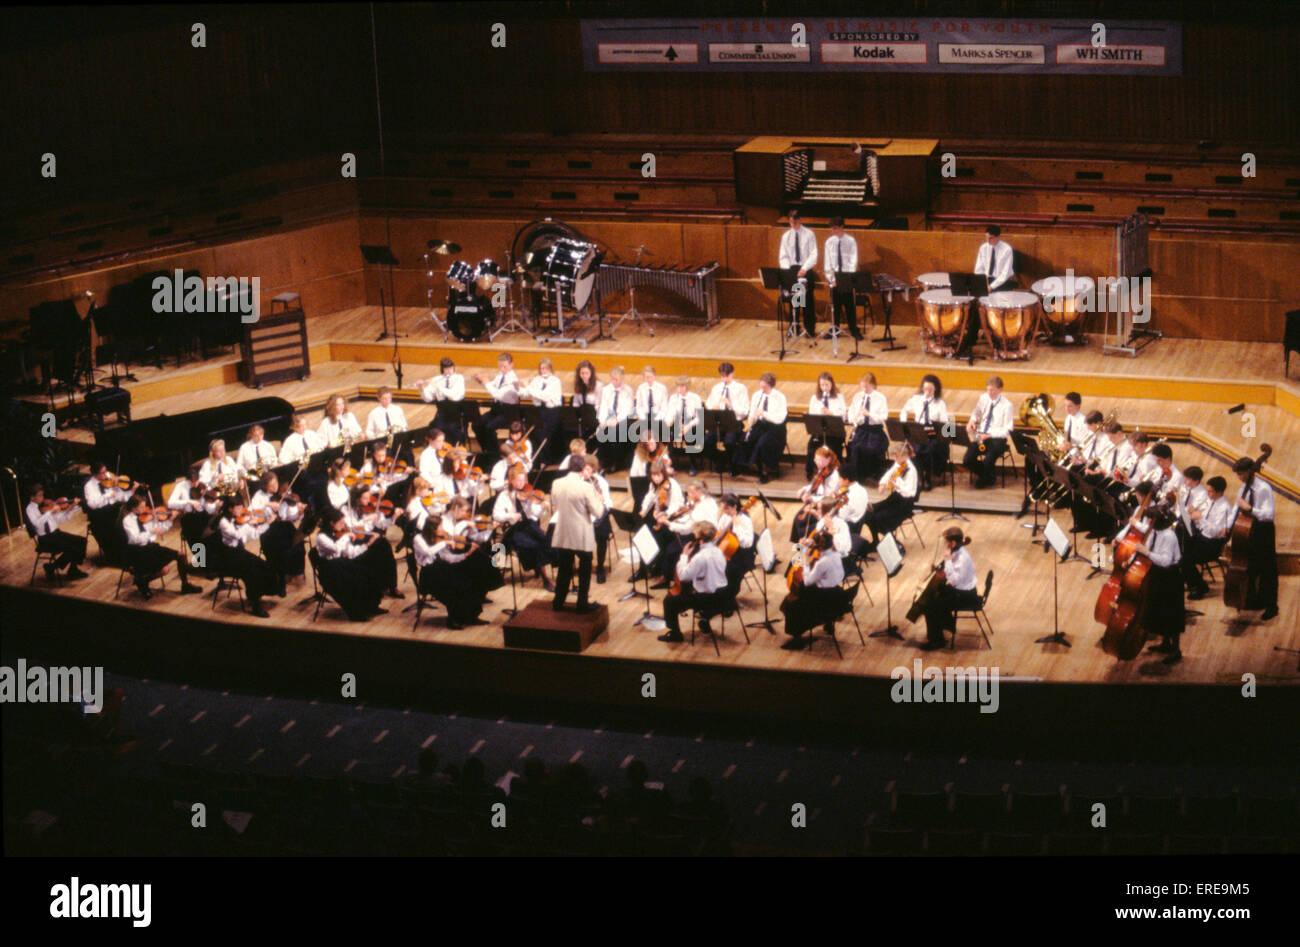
[472,352,521,467]
[278,413,326,465]
[315,507,390,622]
[918,527,980,651]
[779,530,842,651]
[572,359,604,410]
[420,357,468,444]
[365,386,408,441]
[237,425,279,479]
[214,498,280,615]
[634,459,682,583]
[733,372,788,484]
[654,480,719,591]
[25,484,87,580]
[198,439,244,490]
[824,216,862,340]
[1232,456,1278,621]
[657,522,730,644]
[523,357,564,464]
[493,465,556,591]
[167,465,216,545]
[846,372,889,482]
[1183,474,1231,601]
[122,493,204,599]
[1131,507,1186,664]
[898,374,950,490]
[595,365,636,471]
[779,210,818,338]
[550,455,606,615]
[584,454,614,584]
[249,471,308,587]
[792,447,841,542]
[704,362,749,467]
[863,442,919,549]
[665,376,704,476]
[319,394,362,448]
[635,365,669,429]
[412,499,496,628]
[963,376,1014,489]
[805,371,847,479]
[715,492,756,595]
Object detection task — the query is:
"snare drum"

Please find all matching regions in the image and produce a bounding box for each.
[978,291,1041,360]
[918,289,973,358]
[446,260,475,294]
[1031,275,1094,337]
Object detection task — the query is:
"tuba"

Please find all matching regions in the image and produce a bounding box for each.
[1020,394,1071,503]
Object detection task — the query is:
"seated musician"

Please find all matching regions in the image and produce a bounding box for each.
[361,440,409,502]
[319,394,363,448]
[963,376,1013,489]
[572,359,604,410]
[1130,507,1185,664]
[406,476,446,535]
[198,439,245,492]
[1060,392,1087,450]
[704,362,749,469]
[792,447,841,543]
[665,375,704,477]
[863,442,919,549]
[237,425,279,478]
[559,437,590,475]
[1067,410,1107,472]
[418,428,448,482]
[278,413,326,466]
[653,480,719,590]
[365,386,408,440]
[493,464,555,591]
[25,484,87,580]
[1232,455,1278,621]
[471,352,521,468]
[845,372,889,482]
[315,507,389,621]
[899,374,950,490]
[412,496,501,629]
[489,440,526,494]
[584,454,614,584]
[1100,422,1138,496]
[779,531,843,651]
[595,365,636,471]
[1183,473,1231,600]
[1129,432,1157,483]
[629,430,669,479]
[214,498,280,615]
[326,458,353,513]
[918,527,980,651]
[84,461,137,563]
[421,357,468,444]
[167,464,217,545]
[635,365,669,428]
[524,357,564,464]
[838,477,872,546]
[805,371,847,480]
[633,460,682,584]
[1145,443,1181,505]
[657,522,730,644]
[502,420,534,472]
[732,372,787,484]
[715,492,756,595]
[122,493,203,599]
[249,471,308,586]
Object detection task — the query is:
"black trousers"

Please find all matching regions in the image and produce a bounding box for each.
[923,585,982,645]
[1246,520,1279,609]
[736,420,786,478]
[472,405,510,463]
[664,587,731,635]
[595,437,634,473]
[215,543,277,602]
[846,424,888,482]
[553,548,593,609]
[963,437,1007,485]
[37,529,86,568]
[507,519,552,572]
[830,285,858,336]
[260,520,305,578]
[865,493,915,542]
[914,434,949,487]
[593,512,612,572]
[535,406,563,464]
[87,504,125,565]
[434,403,468,445]
[126,541,187,589]
[725,546,755,596]
[321,555,384,621]
[781,585,841,638]
[790,508,818,544]
[1145,564,1186,649]
[1180,534,1226,592]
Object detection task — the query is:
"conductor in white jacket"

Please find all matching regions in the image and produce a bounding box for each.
[550,456,606,614]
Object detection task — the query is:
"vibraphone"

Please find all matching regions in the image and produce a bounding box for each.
[594,261,720,325]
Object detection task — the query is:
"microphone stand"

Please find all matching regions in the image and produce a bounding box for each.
[745,490,783,635]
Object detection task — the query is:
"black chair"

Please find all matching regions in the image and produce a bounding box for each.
[1125,791,1184,835]
[1108,833,1164,855]
[805,578,865,658]
[984,831,1041,856]
[25,524,65,586]
[408,556,443,630]
[1006,788,1066,834]
[893,786,952,829]
[1183,791,1241,835]
[951,570,994,650]
[952,788,1009,830]
[864,825,921,855]
[1044,832,1105,855]
[306,549,340,621]
[689,593,747,657]
[925,827,981,856]
[115,557,169,600]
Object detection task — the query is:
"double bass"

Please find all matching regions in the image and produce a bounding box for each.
[1223,444,1272,609]
[905,535,971,624]
[1095,487,1160,660]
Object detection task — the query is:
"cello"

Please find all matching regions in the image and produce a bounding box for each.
[1223,444,1272,609]
[717,497,759,560]
[1095,486,1160,659]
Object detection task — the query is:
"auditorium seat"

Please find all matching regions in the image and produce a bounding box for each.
[892,787,953,828]
[1182,792,1241,835]
[925,828,981,856]
[951,788,1009,829]
[1124,792,1184,834]
[1044,832,1105,856]
[1167,834,1225,855]
[1107,833,1164,855]
[983,831,1041,856]
[865,825,922,855]
[1006,788,1066,833]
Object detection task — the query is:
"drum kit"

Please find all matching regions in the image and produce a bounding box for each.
[426,238,525,343]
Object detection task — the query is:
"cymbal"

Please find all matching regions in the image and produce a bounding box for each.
[428,240,462,255]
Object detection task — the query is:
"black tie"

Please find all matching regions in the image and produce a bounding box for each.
[921,400,930,425]
[792,232,801,267]
[983,399,995,434]
[758,394,767,418]
[837,239,843,274]
[385,411,392,429]
[822,393,830,408]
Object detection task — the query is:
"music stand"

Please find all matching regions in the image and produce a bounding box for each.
[361,245,401,342]
[744,493,784,636]
[705,410,743,486]
[872,274,908,352]
[868,533,905,639]
[760,267,800,360]
[1036,517,1073,647]
[843,271,875,362]
[939,426,970,522]
[804,415,845,463]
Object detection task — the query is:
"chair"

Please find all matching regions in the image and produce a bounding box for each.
[896,512,925,549]
[951,570,994,650]
[893,787,952,829]
[805,578,865,658]
[984,831,1041,855]
[689,593,747,657]
[115,554,170,600]
[952,788,1010,830]
[306,549,341,621]
[209,571,245,612]
[1183,791,1240,835]
[1125,792,1184,835]
[925,828,981,855]
[1044,832,1105,855]
[26,524,65,586]
[1007,788,1066,833]
[864,826,922,855]
[408,557,443,630]
[1108,833,1164,855]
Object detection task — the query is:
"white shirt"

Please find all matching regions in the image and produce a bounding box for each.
[808,392,847,421]
[1145,527,1182,568]
[840,482,871,524]
[823,233,858,284]
[974,240,1015,290]
[598,383,635,426]
[705,380,749,418]
[526,374,564,408]
[669,496,718,537]
[573,380,604,409]
[880,460,919,500]
[484,368,521,404]
[815,516,852,557]
[1061,410,1087,447]
[365,403,408,439]
[800,468,841,503]
[1103,439,1137,479]
[319,412,362,447]
[900,394,948,426]
[1199,495,1231,540]
[635,380,669,420]
[326,481,351,512]
[198,457,244,489]
[251,489,301,522]
[805,550,843,588]
[26,501,76,536]
[716,511,754,550]
[590,472,613,524]
[421,373,465,403]
[944,546,978,591]
[676,543,728,594]
[237,439,279,472]
[418,444,446,481]
[970,394,1014,440]
[84,477,128,510]
[219,515,268,548]
[665,391,704,434]
[123,513,162,546]
[748,388,788,426]
[492,489,546,525]
[1134,450,1160,483]
[317,531,366,561]
[279,429,326,465]
[848,388,888,427]
[640,479,684,518]
[779,226,818,271]
[1235,477,1275,524]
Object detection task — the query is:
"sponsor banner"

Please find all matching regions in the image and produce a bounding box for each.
[581,18,1181,75]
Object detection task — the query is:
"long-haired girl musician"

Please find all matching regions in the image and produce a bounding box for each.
[1131,506,1186,664]
[779,530,843,651]
[413,496,502,628]
[805,371,847,479]
[249,471,308,586]
[715,492,756,595]
[919,527,980,651]
[863,441,919,548]
[845,371,889,481]
[634,459,682,584]
[319,394,362,447]
[168,464,217,546]
[315,507,388,621]
[898,373,949,490]
[493,464,555,591]
[792,446,841,542]
[214,497,279,617]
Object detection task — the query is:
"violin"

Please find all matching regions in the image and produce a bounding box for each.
[137,506,175,525]
[356,492,379,515]
[515,484,547,505]
[98,470,136,491]
[378,498,396,518]
[234,508,269,527]
[421,491,453,509]
[39,496,77,513]
[655,480,671,511]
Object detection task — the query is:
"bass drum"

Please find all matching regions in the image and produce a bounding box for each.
[545,238,598,311]
[447,294,494,342]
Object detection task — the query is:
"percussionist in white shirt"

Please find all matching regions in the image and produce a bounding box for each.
[823,216,862,340]
[779,210,818,338]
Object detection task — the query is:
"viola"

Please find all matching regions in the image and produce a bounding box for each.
[1224,444,1273,609]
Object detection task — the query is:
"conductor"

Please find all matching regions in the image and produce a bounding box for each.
[550,455,606,614]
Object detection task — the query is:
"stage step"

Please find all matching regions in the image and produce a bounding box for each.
[503,599,609,653]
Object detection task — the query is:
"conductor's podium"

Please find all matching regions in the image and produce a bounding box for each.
[503,599,609,653]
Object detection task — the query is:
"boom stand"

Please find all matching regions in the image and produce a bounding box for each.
[361,244,402,341]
